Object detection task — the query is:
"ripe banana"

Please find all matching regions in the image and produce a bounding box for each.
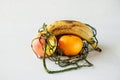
[39,20,101,52]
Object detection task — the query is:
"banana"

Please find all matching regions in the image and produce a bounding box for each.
[39,20,101,52]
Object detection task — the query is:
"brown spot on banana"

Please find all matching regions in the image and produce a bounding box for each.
[61,20,75,23]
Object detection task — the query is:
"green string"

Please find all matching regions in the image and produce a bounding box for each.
[39,23,99,74]
[43,39,93,74]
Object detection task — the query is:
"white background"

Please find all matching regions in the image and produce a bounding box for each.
[0,0,120,80]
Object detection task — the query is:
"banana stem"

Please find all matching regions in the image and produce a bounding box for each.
[95,47,102,52]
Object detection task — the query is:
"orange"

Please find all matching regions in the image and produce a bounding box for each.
[58,35,83,56]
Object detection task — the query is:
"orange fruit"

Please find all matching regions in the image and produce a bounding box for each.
[58,35,83,56]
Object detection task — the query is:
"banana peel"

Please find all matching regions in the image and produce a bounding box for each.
[40,20,101,52]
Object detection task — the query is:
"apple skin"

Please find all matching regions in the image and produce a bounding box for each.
[32,38,45,58]
[31,35,57,58]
